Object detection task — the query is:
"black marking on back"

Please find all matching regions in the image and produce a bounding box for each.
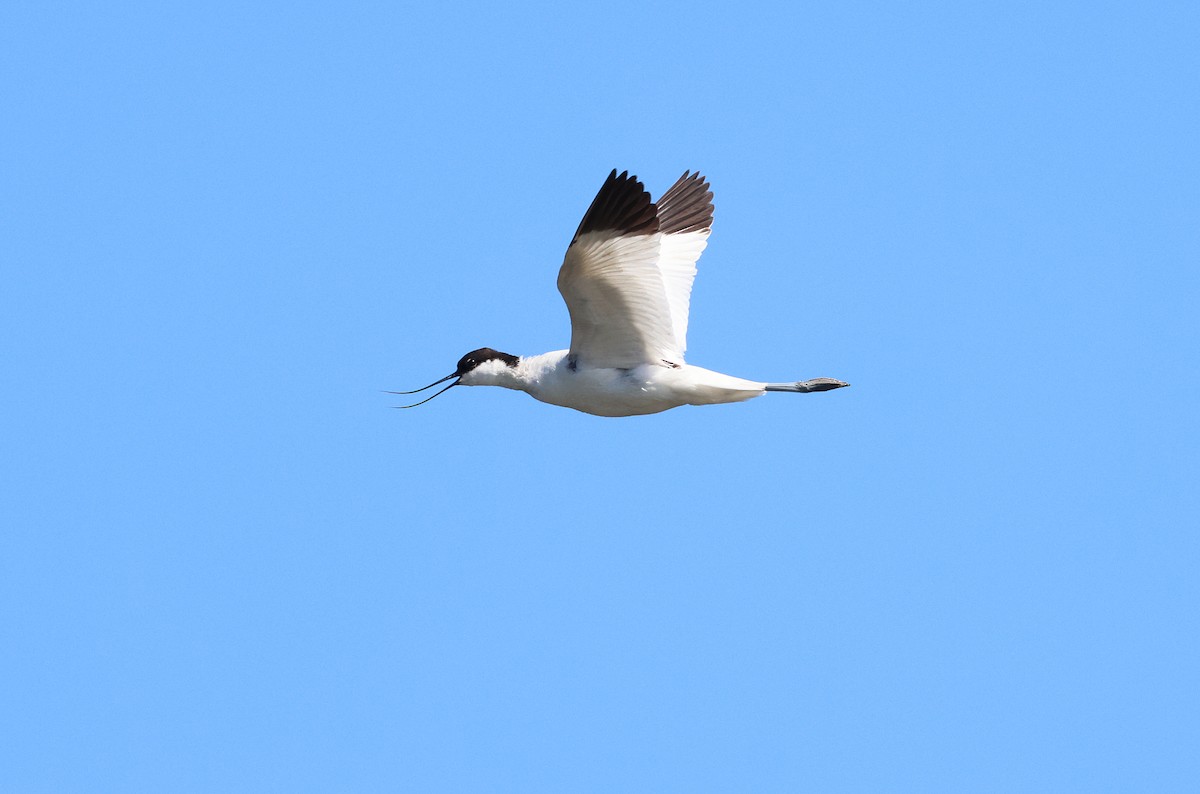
[456,347,519,375]
[656,171,714,235]
[571,169,659,242]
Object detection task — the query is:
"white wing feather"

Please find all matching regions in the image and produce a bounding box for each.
[558,231,678,368]
[557,170,714,370]
[655,228,709,359]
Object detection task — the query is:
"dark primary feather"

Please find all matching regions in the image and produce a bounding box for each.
[571,169,659,242]
[656,171,714,235]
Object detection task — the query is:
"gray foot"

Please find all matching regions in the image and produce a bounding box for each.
[765,378,850,393]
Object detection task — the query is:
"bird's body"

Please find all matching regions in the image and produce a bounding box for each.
[458,350,765,417]
[392,169,848,416]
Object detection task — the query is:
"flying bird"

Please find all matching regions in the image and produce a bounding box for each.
[392,169,848,416]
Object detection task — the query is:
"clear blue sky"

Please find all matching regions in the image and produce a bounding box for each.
[3,1,1198,790]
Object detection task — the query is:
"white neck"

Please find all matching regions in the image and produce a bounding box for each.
[459,357,527,390]
[458,351,567,392]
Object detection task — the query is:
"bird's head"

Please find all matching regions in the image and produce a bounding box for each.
[387,347,520,408]
[454,347,521,386]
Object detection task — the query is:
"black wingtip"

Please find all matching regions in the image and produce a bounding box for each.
[571,169,660,242]
[656,170,714,235]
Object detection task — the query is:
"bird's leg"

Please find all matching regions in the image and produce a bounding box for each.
[765,378,850,393]
[794,378,849,392]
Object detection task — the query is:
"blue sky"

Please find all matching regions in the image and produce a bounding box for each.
[3,1,1198,790]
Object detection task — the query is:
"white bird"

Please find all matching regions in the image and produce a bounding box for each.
[392,169,848,417]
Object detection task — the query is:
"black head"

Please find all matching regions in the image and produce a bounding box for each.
[456,347,520,376]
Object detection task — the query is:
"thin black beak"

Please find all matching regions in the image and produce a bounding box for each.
[384,373,457,396]
[391,379,459,409]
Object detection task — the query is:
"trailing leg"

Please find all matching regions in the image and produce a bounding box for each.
[764,378,850,393]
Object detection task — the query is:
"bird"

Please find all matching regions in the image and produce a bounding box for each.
[391,169,848,417]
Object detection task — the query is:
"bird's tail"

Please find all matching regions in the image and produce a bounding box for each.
[765,378,850,393]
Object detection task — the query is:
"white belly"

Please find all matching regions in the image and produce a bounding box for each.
[525,354,765,417]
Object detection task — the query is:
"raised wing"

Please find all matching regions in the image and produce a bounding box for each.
[557,170,715,369]
[558,170,674,369]
[654,171,714,358]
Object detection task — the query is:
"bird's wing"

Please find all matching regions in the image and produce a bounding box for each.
[557,170,676,369]
[653,171,714,358]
